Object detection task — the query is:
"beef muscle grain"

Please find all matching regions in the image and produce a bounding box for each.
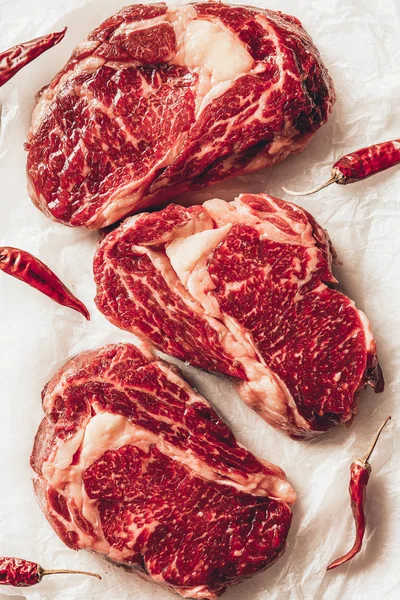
[94,194,384,438]
[26,2,335,228]
[31,343,295,598]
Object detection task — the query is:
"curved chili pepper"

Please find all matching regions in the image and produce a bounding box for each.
[0,247,90,320]
[0,29,66,88]
[0,557,101,587]
[327,416,391,570]
[283,139,400,196]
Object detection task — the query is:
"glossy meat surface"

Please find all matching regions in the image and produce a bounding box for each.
[31,343,294,598]
[26,2,335,228]
[94,194,383,437]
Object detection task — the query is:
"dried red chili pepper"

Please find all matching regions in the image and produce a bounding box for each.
[0,29,66,88]
[0,247,90,320]
[0,556,101,587]
[327,416,391,571]
[283,139,400,195]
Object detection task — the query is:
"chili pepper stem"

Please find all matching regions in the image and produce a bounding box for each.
[327,416,392,572]
[41,568,101,580]
[360,416,391,466]
[282,173,342,196]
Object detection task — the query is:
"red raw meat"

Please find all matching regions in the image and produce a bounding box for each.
[31,343,294,598]
[26,2,335,228]
[93,194,383,438]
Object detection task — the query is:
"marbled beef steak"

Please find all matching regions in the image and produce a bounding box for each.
[26,2,335,228]
[93,194,384,437]
[31,343,295,598]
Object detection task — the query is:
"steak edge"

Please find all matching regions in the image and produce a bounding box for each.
[26,2,335,228]
[93,194,383,437]
[31,343,294,598]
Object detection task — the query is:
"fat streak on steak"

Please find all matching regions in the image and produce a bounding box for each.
[26,2,335,229]
[94,194,384,438]
[31,343,295,598]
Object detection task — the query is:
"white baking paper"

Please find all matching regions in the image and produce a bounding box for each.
[0,1,399,599]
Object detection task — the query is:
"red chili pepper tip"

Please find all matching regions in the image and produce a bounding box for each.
[0,247,90,320]
[0,28,67,88]
[327,416,391,571]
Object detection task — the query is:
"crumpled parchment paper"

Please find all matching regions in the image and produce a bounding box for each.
[0,0,399,599]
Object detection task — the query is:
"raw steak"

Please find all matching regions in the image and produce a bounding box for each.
[26,2,335,229]
[31,343,295,599]
[93,194,384,438]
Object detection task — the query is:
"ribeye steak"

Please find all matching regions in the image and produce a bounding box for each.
[31,343,295,598]
[94,194,384,438]
[26,2,335,228]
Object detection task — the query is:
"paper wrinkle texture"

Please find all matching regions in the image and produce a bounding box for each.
[0,0,399,599]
